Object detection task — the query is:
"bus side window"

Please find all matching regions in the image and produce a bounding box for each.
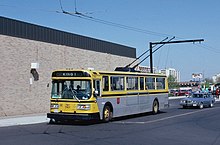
[146,77,155,90]
[140,77,144,90]
[102,76,109,91]
[156,78,165,89]
[126,77,138,90]
[111,76,124,91]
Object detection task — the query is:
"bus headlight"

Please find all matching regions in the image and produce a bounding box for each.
[77,104,91,110]
[51,104,59,109]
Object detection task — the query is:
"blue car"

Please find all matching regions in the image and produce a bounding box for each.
[180,93,215,109]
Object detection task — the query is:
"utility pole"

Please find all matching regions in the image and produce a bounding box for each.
[149,39,204,73]
[149,42,153,73]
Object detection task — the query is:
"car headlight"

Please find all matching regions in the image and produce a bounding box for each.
[181,100,186,103]
[77,104,91,110]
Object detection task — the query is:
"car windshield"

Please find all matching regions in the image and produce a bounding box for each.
[51,80,92,100]
[191,94,204,98]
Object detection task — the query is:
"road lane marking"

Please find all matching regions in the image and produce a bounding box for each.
[113,106,220,124]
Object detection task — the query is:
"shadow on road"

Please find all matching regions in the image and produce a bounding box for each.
[47,111,167,126]
[112,111,166,122]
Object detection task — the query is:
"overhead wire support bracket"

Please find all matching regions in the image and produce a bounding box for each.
[132,37,175,69]
[150,39,204,45]
[149,38,204,73]
[125,37,168,68]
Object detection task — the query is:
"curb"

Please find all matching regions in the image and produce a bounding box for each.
[0,114,49,127]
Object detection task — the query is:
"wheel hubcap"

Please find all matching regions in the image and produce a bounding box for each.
[200,104,203,109]
[154,102,158,113]
[104,109,109,119]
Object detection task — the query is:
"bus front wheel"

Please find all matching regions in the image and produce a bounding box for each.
[152,99,159,114]
[49,118,58,124]
[103,105,112,122]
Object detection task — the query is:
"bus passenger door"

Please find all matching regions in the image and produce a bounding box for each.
[93,80,101,97]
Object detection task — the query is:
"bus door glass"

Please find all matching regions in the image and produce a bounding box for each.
[93,80,101,97]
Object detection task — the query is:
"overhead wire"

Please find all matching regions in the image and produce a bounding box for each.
[126,37,168,68]
[132,37,175,69]
[164,45,170,68]
[57,0,181,68]
[156,42,164,69]
[57,0,173,38]
[194,43,220,54]
[5,1,216,68]
[3,1,217,63]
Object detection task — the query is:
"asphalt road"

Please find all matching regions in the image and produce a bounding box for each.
[0,99,220,145]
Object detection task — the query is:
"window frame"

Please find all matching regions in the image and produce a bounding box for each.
[140,77,145,90]
[146,77,156,90]
[102,76,109,91]
[126,76,138,91]
[156,77,166,90]
[110,76,125,91]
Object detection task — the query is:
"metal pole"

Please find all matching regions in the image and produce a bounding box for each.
[151,39,204,45]
[148,38,204,73]
[150,42,153,73]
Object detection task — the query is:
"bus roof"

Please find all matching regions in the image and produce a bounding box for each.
[52,68,167,78]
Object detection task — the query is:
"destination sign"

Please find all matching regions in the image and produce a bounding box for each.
[52,71,90,77]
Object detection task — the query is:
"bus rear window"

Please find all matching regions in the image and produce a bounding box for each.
[156,78,165,89]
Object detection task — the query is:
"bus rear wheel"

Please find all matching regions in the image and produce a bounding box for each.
[152,99,159,114]
[103,105,112,122]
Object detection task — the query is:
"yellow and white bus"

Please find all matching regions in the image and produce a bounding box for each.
[47,68,169,123]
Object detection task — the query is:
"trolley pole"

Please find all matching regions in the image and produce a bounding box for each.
[149,39,204,73]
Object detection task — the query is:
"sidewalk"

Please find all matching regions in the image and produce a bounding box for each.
[168,96,186,100]
[0,113,49,127]
[0,97,219,127]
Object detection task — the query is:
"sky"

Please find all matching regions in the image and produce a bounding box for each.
[1,0,220,81]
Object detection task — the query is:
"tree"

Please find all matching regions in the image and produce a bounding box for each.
[203,78,214,88]
[216,76,220,83]
[168,75,179,89]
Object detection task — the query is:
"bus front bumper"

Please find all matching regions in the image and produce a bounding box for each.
[47,113,100,121]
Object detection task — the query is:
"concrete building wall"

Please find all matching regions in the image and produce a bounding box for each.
[0,35,135,117]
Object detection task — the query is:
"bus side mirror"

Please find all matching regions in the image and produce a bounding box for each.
[94,90,99,95]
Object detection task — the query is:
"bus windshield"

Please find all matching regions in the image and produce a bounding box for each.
[51,80,92,100]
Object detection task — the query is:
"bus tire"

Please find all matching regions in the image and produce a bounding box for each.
[152,99,159,114]
[49,119,58,124]
[103,105,112,122]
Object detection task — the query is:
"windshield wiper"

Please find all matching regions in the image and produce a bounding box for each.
[61,87,80,102]
[70,88,80,102]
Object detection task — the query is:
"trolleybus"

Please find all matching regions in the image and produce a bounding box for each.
[47,68,169,123]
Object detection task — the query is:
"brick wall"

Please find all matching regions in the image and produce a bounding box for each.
[0,35,135,117]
